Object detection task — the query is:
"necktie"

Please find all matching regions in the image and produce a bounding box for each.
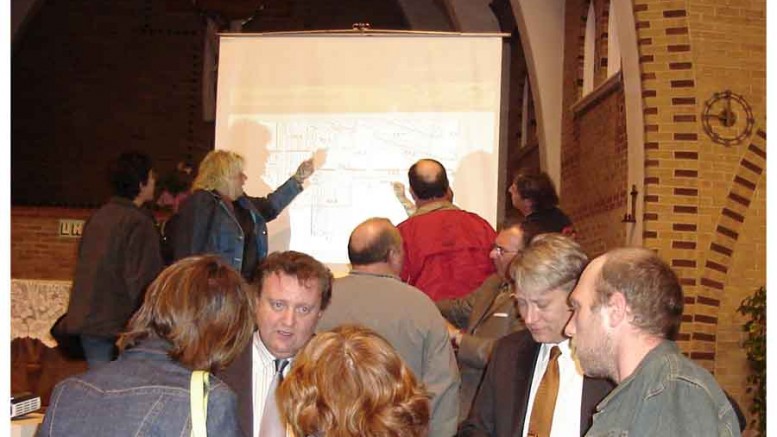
[527,346,561,437]
[259,359,289,437]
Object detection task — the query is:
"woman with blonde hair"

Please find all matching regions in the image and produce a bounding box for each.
[278,325,431,437]
[172,149,315,280]
[40,255,255,436]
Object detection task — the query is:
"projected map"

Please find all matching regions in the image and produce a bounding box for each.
[221,113,496,271]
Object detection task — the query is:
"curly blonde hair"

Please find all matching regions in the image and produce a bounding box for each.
[278,325,430,437]
[192,150,244,195]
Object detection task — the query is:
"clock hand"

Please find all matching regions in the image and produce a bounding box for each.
[724,94,732,126]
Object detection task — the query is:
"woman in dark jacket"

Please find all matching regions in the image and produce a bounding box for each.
[172,149,314,280]
[39,255,256,436]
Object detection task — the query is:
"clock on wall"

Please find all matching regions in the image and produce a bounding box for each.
[701,90,755,146]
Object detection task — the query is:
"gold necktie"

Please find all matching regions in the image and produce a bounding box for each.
[527,346,561,437]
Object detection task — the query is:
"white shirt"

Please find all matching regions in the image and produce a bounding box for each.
[522,340,584,437]
[251,333,291,437]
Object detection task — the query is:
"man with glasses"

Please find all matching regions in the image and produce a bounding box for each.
[458,234,612,437]
[436,220,529,421]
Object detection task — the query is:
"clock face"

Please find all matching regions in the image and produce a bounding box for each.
[701,90,755,146]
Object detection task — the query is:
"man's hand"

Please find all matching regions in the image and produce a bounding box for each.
[392,182,407,198]
[446,321,463,347]
[392,182,416,216]
[293,157,315,183]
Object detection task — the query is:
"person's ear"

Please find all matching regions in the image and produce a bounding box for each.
[409,187,419,203]
[388,247,404,272]
[606,291,628,328]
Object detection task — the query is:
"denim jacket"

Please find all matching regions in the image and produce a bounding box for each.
[173,177,302,273]
[38,338,242,437]
[586,340,740,437]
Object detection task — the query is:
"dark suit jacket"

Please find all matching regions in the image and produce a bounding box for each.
[438,274,524,420]
[218,342,254,437]
[457,330,614,437]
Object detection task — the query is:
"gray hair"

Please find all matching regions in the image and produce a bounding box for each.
[511,233,588,295]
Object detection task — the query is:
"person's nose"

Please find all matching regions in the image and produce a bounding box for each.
[564,314,577,337]
[523,306,537,325]
[278,308,296,327]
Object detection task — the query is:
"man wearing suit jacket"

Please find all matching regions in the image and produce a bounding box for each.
[219,251,333,437]
[437,220,528,421]
[458,234,613,437]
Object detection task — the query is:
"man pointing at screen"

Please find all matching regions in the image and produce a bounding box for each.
[397,159,496,301]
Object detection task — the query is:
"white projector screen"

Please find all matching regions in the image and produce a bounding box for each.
[216,32,504,274]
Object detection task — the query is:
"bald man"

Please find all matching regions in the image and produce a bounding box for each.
[317,217,460,437]
[565,248,740,436]
[397,159,496,301]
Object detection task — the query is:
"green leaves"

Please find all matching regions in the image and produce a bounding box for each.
[737,286,766,434]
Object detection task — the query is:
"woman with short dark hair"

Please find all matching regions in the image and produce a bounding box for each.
[39,255,255,436]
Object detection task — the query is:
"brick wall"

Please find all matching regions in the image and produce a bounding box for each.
[633,0,765,428]
[11,207,94,280]
[560,0,628,256]
[563,86,628,257]
[12,0,215,207]
[500,2,766,425]
[12,0,410,207]
[558,0,766,429]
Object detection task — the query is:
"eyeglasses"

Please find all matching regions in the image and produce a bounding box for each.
[492,245,519,257]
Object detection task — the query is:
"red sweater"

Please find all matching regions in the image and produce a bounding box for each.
[398,206,496,301]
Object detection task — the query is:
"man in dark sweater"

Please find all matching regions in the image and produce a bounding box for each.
[62,151,163,368]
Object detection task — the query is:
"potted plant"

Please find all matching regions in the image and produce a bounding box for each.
[737,286,765,435]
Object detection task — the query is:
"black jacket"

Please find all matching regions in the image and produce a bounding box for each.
[64,197,162,337]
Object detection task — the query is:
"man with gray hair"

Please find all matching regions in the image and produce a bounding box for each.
[459,233,612,437]
[317,217,460,437]
[565,247,740,436]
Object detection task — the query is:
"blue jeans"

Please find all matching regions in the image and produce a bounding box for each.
[79,335,116,369]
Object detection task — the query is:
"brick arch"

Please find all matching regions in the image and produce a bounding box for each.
[594,0,611,85]
[634,0,766,373]
[575,0,591,98]
[689,129,766,370]
[632,3,703,358]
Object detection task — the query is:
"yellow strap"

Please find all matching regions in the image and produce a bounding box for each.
[190,370,210,437]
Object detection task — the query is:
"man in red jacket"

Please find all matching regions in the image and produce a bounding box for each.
[397,159,496,301]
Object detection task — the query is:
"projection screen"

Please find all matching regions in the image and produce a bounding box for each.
[216,32,504,273]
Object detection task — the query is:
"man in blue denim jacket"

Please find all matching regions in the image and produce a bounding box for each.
[565,248,741,437]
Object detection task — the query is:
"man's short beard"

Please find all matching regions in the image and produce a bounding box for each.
[575,332,617,381]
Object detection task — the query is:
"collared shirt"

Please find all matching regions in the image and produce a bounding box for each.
[412,199,461,216]
[251,333,291,437]
[522,339,583,437]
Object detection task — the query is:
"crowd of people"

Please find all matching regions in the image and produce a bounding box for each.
[44,151,743,436]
